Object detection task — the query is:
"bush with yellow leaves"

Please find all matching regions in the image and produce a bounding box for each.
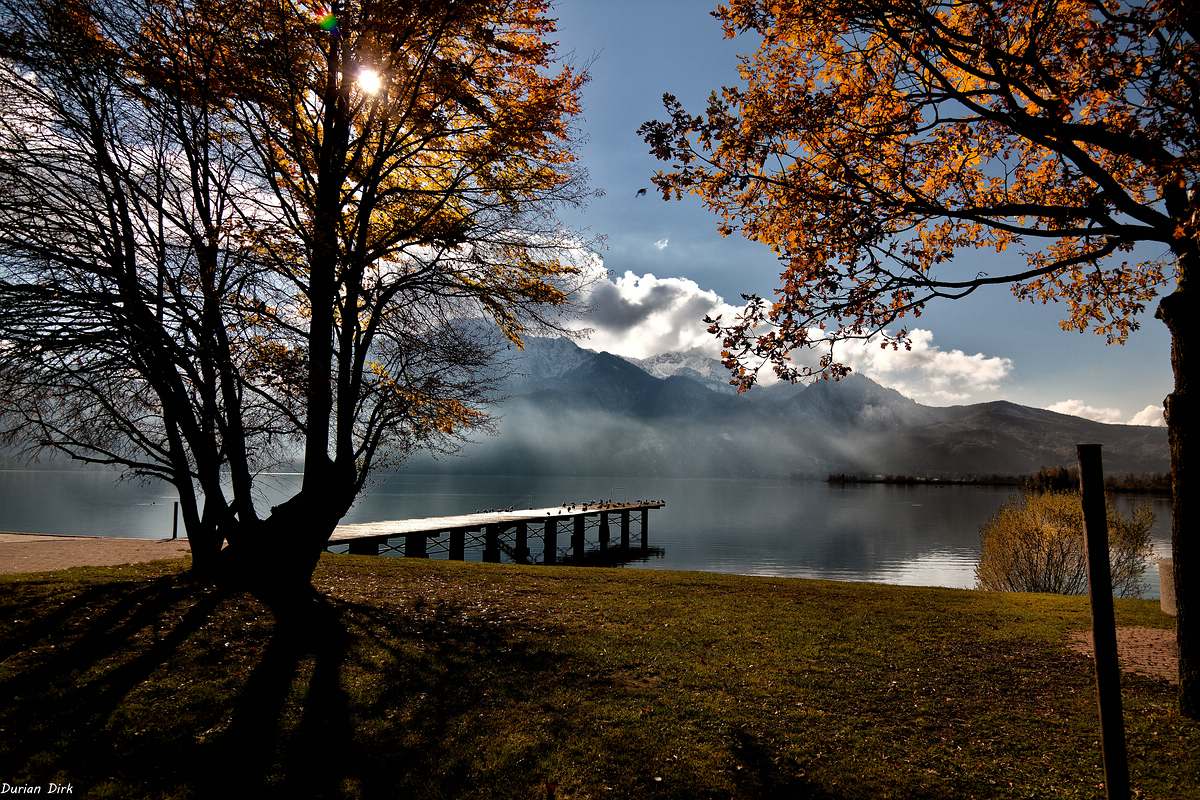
[976,491,1154,597]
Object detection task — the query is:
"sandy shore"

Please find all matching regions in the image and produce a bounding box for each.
[0,532,189,575]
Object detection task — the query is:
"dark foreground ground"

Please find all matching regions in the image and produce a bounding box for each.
[0,555,1196,799]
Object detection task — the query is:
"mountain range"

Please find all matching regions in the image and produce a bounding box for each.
[2,334,1166,479]
[408,335,1170,478]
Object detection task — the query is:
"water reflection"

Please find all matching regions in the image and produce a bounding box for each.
[0,470,1172,597]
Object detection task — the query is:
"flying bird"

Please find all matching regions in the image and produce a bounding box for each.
[635,188,647,197]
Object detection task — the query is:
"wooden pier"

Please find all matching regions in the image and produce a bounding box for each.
[328,500,665,565]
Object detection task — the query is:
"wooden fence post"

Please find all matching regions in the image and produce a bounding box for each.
[1077,443,1130,800]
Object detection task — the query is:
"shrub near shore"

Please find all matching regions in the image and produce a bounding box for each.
[976,491,1155,597]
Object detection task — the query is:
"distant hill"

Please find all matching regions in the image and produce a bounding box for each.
[407,335,1168,478]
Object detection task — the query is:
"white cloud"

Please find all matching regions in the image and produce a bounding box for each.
[1045,399,1166,426]
[653,237,669,251]
[573,269,741,359]
[572,261,1014,404]
[1128,404,1165,427]
[1046,399,1124,424]
[828,330,1013,405]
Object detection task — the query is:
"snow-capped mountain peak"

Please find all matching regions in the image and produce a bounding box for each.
[619,349,736,393]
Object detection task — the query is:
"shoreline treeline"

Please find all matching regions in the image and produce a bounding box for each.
[823,467,1171,495]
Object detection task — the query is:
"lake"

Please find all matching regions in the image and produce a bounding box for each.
[0,469,1173,597]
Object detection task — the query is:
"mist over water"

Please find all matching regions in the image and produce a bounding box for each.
[0,469,1172,597]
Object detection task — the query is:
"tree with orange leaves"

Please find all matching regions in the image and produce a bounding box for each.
[0,0,588,603]
[641,0,1198,715]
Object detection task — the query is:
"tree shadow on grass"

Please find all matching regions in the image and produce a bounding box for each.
[0,573,227,780]
[196,596,355,798]
[0,575,577,798]
[729,730,840,800]
[198,596,588,799]
[0,573,197,681]
[336,599,580,799]
[1,573,854,800]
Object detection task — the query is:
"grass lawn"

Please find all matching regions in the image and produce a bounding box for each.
[1,554,1196,799]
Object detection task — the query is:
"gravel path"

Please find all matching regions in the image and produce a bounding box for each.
[1068,626,1179,684]
[0,532,189,575]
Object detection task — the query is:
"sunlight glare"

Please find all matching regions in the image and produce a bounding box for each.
[357,68,383,96]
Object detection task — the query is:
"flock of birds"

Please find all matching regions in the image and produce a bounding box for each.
[556,499,664,514]
[469,499,665,516]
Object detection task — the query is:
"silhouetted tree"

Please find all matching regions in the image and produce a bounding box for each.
[0,0,588,599]
[641,0,1198,717]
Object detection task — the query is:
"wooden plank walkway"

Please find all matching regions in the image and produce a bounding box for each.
[328,500,666,564]
[330,501,664,542]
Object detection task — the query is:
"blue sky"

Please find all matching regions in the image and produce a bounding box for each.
[548,0,1173,424]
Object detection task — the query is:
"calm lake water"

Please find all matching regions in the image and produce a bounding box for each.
[0,469,1173,597]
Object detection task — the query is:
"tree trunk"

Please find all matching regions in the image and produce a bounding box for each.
[188,528,224,580]
[216,491,349,614]
[1157,285,1197,719]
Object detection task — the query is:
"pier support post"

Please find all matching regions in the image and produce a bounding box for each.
[449,530,465,561]
[484,524,501,563]
[348,538,379,556]
[515,521,529,563]
[620,510,630,551]
[544,519,557,565]
[599,512,610,552]
[573,515,586,563]
[405,534,428,558]
[641,508,649,550]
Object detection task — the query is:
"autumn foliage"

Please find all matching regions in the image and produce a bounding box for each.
[976,490,1154,596]
[0,0,588,590]
[641,0,1197,384]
